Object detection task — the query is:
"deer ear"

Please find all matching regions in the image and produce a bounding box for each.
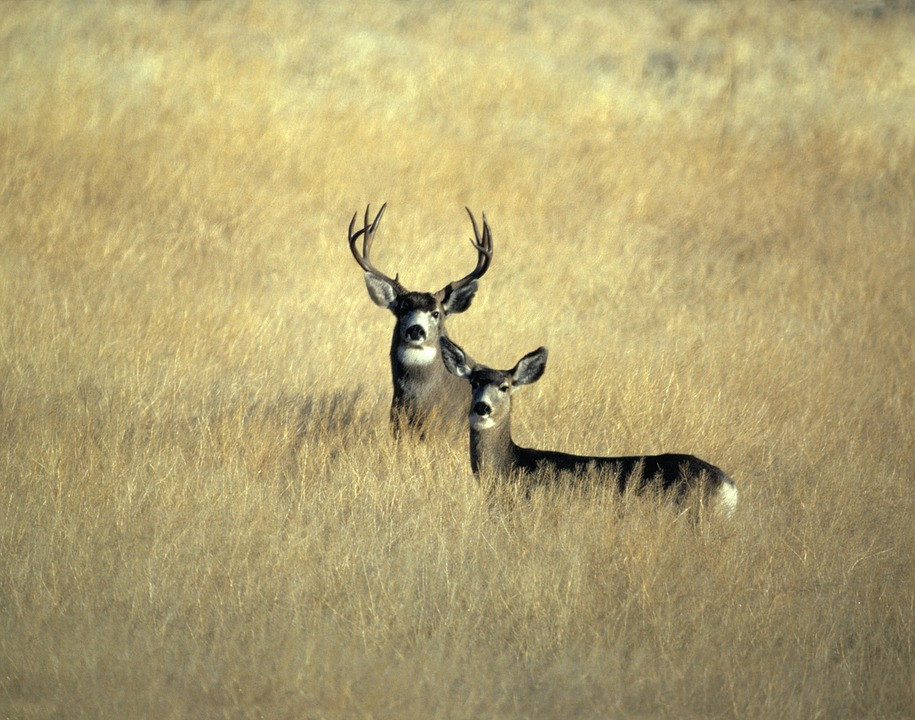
[512,347,547,388]
[364,273,400,309]
[440,279,479,315]
[440,337,474,378]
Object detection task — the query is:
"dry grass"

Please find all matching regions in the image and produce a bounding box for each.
[1,1,913,718]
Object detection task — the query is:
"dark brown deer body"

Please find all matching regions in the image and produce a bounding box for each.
[440,338,738,516]
[349,204,493,438]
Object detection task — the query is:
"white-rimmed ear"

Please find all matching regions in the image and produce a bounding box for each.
[439,279,479,315]
[364,273,400,310]
[440,336,475,378]
[511,347,547,389]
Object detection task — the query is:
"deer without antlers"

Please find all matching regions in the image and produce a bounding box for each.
[349,203,493,439]
[440,337,738,518]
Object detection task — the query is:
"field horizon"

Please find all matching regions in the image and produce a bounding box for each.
[1,2,913,718]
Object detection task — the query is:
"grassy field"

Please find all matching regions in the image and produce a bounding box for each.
[1,1,914,718]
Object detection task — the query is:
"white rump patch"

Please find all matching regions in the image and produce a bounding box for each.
[716,482,738,518]
[398,344,437,366]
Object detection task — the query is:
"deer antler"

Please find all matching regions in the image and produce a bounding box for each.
[438,208,493,296]
[347,203,406,294]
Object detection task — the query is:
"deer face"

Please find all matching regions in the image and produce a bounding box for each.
[349,204,492,371]
[390,291,446,367]
[467,368,514,430]
[365,281,480,367]
[440,337,548,431]
[394,292,441,344]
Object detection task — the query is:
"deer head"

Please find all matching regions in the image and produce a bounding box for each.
[440,336,547,432]
[348,204,494,436]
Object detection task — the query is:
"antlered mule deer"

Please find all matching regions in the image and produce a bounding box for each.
[349,204,493,438]
[440,337,738,517]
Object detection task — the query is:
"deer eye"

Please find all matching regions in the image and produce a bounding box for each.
[431,310,440,319]
[499,384,510,393]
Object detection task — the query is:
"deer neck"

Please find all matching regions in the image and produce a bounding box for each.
[389,329,470,434]
[469,416,518,476]
[390,328,445,389]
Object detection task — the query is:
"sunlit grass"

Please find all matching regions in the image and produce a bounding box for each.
[1,2,913,718]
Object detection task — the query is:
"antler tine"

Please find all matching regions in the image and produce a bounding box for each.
[444,208,493,292]
[470,209,494,258]
[466,207,483,248]
[348,203,404,291]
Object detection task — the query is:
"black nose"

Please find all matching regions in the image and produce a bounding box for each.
[473,402,491,417]
[404,325,425,341]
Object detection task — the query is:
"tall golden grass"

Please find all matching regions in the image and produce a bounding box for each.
[1,2,913,718]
